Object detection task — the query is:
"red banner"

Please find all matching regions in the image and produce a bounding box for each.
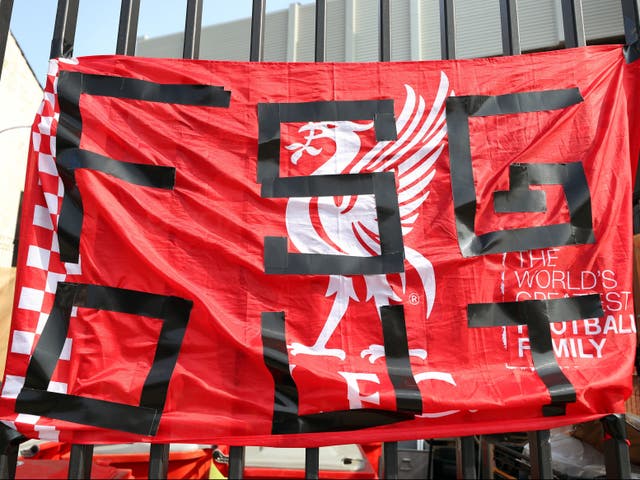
[1,45,639,446]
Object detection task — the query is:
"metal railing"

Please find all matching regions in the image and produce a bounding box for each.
[0,0,638,478]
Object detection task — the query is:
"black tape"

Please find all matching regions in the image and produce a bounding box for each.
[463,89,583,117]
[261,311,300,434]
[601,414,627,440]
[55,147,176,263]
[468,294,603,416]
[380,305,422,414]
[446,88,592,257]
[276,409,415,434]
[467,294,603,327]
[622,3,640,64]
[494,164,547,213]
[262,172,404,275]
[57,149,176,189]
[0,423,26,456]
[16,282,192,435]
[624,42,640,63]
[60,71,231,107]
[261,310,416,434]
[262,172,377,198]
[257,99,396,183]
[258,98,403,275]
[55,71,229,264]
[16,389,160,436]
[56,71,83,152]
[374,112,398,141]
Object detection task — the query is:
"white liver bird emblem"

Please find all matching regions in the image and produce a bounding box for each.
[285,73,450,362]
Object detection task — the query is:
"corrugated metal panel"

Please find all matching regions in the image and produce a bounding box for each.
[518,0,560,51]
[454,0,502,59]
[419,0,442,60]
[136,32,183,58]
[264,9,288,61]
[354,0,379,61]
[137,0,628,64]
[583,0,623,41]
[391,0,412,60]
[198,18,250,60]
[295,3,316,61]
[327,0,347,61]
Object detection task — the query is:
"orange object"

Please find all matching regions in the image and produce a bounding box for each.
[16,459,132,479]
[21,441,71,460]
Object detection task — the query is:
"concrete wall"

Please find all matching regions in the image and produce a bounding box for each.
[0,33,42,267]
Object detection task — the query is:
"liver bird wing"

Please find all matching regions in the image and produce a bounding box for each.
[349,72,450,238]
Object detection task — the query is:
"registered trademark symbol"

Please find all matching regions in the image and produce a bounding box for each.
[409,293,420,305]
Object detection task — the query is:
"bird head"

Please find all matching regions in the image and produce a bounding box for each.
[285,120,374,165]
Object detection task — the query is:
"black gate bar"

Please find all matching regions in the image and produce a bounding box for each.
[0,425,25,480]
[228,445,245,479]
[183,0,203,60]
[0,0,14,79]
[379,0,390,62]
[560,0,585,48]
[378,0,397,472]
[315,0,327,62]
[622,0,640,46]
[50,0,80,59]
[11,191,23,267]
[528,429,552,479]
[381,441,398,479]
[0,443,18,480]
[439,0,455,60]
[305,447,320,479]
[67,444,94,479]
[148,443,170,479]
[479,436,495,479]
[52,1,88,478]
[456,436,477,478]
[499,0,520,56]
[249,0,265,62]
[115,0,140,56]
[602,414,632,479]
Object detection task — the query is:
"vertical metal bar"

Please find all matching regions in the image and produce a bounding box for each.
[479,436,495,479]
[379,0,390,61]
[0,0,15,80]
[622,0,640,45]
[305,447,320,480]
[601,414,632,479]
[148,443,170,479]
[439,0,455,59]
[183,0,203,60]
[250,0,265,62]
[0,443,19,479]
[527,430,552,479]
[456,436,476,479]
[426,440,434,479]
[11,191,23,267]
[560,0,586,48]
[0,425,25,480]
[315,0,327,62]
[67,444,94,479]
[381,442,398,479]
[228,446,245,479]
[116,0,141,56]
[499,0,520,55]
[50,0,80,59]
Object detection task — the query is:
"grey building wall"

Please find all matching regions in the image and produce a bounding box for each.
[136,0,626,62]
